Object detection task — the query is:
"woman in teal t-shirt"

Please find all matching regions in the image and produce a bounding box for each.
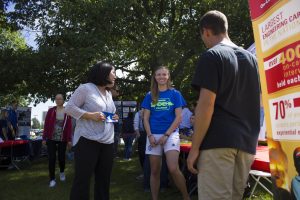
[141,66,190,200]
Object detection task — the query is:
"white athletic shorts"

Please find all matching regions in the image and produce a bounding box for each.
[145,131,180,156]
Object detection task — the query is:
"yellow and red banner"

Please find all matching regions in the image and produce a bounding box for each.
[249,0,300,198]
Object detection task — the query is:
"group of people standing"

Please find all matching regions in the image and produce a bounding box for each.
[42,10,261,200]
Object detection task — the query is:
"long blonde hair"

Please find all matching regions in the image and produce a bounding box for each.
[150,66,172,104]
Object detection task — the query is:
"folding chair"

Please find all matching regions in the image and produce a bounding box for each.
[11,140,31,170]
[249,145,273,198]
[0,140,30,170]
[0,143,11,168]
[249,170,273,198]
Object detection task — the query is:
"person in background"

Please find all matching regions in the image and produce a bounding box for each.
[179,115,195,141]
[142,66,190,200]
[134,108,146,179]
[8,101,18,138]
[121,112,136,160]
[113,120,121,158]
[66,61,118,200]
[111,86,120,158]
[291,147,300,200]
[190,115,195,127]
[0,109,9,141]
[179,106,193,135]
[43,94,72,188]
[187,10,260,200]
[258,95,267,142]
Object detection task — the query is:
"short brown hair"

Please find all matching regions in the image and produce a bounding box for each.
[200,10,228,35]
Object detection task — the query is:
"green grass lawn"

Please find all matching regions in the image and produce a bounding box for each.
[0,152,272,200]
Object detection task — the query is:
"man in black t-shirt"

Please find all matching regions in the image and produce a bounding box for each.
[187,10,260,200]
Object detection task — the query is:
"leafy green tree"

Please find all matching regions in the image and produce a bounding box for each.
[0,2,33,106]
[31,117,41,129]
[5,0,254,104]
[0,94,30,107]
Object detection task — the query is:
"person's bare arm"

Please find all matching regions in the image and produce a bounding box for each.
[187,88,216,174]
[143,109,156,147]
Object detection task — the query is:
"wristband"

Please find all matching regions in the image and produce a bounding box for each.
[164,133,170,137]
[147,134,153,138]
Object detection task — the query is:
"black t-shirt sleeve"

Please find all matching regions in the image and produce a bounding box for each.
[191,51,219,94]
[252,56,261,93]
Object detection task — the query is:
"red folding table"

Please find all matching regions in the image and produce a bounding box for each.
[0,140,30,170]
[180,143,270,172]
[249,145,273,197]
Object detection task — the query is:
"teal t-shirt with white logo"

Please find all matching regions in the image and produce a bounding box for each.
[141,89,186,134]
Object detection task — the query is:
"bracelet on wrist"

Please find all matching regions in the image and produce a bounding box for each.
[164,133,170,137]
[147,134,153,138]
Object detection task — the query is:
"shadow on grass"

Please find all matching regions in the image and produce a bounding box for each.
[0,156,187,200]
[0,153,271,200]
[0,157,75,200]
